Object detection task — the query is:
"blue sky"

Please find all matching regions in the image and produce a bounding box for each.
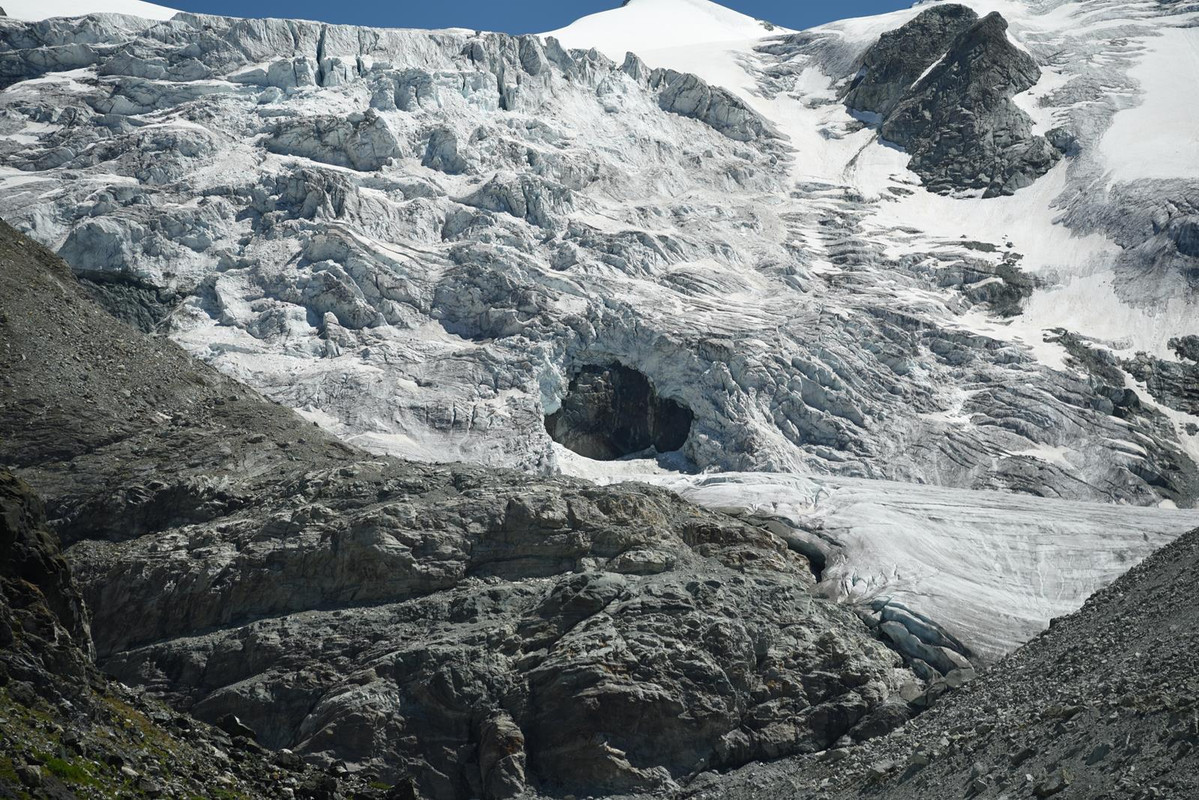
[168,0,914,35]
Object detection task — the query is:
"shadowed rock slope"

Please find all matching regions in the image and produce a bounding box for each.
[0,468,390,800]
[843,3,979,119]
[0,218,915,798]
[667,526,1199,800]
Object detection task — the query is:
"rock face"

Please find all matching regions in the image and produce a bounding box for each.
[1173,335,1199,363]
[0,471,383,800]
[545,363,693,459]
[848,7,1060,196]
[1125,351,1199,417]
[0,469,91,695]
[685,524,1199,800]
[0,221,914,797]
[843,4,980,118]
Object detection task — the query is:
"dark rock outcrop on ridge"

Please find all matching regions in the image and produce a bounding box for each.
[846,6,1060,196]
[0,219,914,798]
[843,4,980,118]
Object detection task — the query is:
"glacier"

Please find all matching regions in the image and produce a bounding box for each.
[636,470,1199,663]
[1,0,1199,668]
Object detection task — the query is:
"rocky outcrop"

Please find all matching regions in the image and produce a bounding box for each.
[1172,216,1199,258]
[0,470,91,693]
[849,7,1060,196]
[0,221,916,797]
[1125,351,1199,417]
[0,470,390,800]
[101,515,910,796]
[843,4,979,118]
[1173,335,1199,363]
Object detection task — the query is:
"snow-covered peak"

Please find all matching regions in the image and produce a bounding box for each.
[542,0,789,62]
[1,0,177,21]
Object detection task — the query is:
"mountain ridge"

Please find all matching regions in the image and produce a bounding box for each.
[2,0,1197,673]
[1,0,1198,795]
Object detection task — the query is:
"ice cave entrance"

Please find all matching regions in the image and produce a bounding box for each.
[545,364,693,460]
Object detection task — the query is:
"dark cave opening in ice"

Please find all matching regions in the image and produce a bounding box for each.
[545,364,693,460]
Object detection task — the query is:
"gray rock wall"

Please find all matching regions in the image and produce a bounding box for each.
[848,7,1061,197]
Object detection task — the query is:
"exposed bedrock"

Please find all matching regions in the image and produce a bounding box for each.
[1063,182,1199,296]
[1125,351,1199,418]
[77,274,178,333]
[1049,330,1199,503]
[1173,335,1199,363]
[545,363,694,460]
[843,4,980,118]
[0,470,92,678]
[1173,216,1199,259]
[848,7,1060,196]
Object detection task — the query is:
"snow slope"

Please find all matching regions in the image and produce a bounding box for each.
[552,0,1199,354]
[543,0,789,62]
[1,0,176,20]
[1099,26,1199,183]
[647,472,1199,662]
